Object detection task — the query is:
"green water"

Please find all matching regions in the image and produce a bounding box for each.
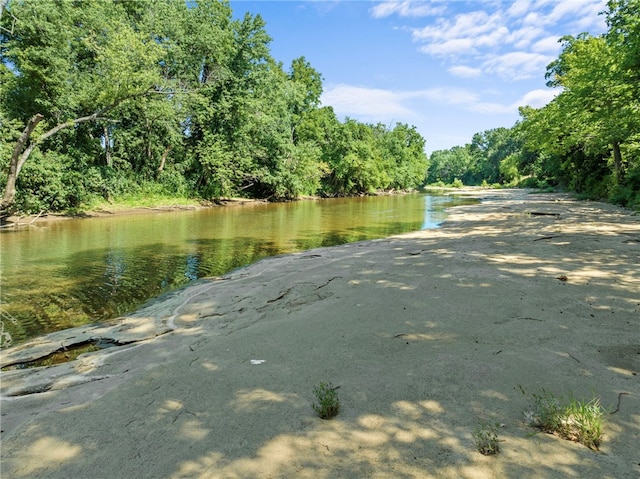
[0,193,472,347]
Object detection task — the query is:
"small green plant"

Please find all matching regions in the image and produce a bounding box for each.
[472,422,500,455]
[520,386,605,450]
[522,388,564,433]
[312,382,340,419]
[560,396,605,449]
[451,178,464,188]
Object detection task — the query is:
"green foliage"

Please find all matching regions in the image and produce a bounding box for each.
[516,0,639,203]
[521,387,605,450]
[427,127,527,187]
[312,382,340,419]
[426,1,638,204]
[499,153,521,185]
[472,423,500,455]
[1,0,430,214]
[427,146,474,185]
[319,119,426,196]
[15,150,67,213]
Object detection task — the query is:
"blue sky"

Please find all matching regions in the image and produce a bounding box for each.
[230,1,608,153]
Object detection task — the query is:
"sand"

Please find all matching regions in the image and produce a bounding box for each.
[1,190,639,479]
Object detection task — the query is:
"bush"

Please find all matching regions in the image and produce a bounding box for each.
[15,151,68,213]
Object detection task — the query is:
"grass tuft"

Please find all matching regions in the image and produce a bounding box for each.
[472,422,500,455]
[312,382,340,419]
[520,387,605,450]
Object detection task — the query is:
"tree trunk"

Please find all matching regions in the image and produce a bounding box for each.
[1,87,155,214]
[612,141,624,180]
[157,144,172,174]
[103,124,112,167]
[1,113,44,212]
[146,118,153,162]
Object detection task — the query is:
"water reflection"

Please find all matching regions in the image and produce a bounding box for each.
[421,194,471,229]
[422,196,439,229]
[0,193,474,346]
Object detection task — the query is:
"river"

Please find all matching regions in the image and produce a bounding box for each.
[0,192,473,347]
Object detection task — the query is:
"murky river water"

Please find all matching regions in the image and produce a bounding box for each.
[0,192,473,347]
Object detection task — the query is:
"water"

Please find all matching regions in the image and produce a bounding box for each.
[0,193,473,347]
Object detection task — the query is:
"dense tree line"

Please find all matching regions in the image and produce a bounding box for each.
[427,0,639,209]
[427,126,526,187]
[0,0,428,215]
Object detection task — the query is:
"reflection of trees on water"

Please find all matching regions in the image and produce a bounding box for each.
[422,196,438,229]
[184,254,200,281]
[102,250,127,297]
[0,308,18,348]
[3,194,453,345]
[160,252,201,288]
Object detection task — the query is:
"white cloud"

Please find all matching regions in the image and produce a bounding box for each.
[448,65,482,78]
[412,10,514,58]
[477,26,511,48]
[507,0,533,18]
[569,1,607,30]
[320,85,415,119]
[516,88,557,108]
[521,11,544,27]
[550,0,600,22]
[521,0,607,31]
[482,51,553,80]
[419,86,557,114]
[509,26,546,49]
[387,0,605,82]
[415,87,514,114]
[419,38,476,56]
[415,87,480,106]
[370,1,445,18]
[531,35,562,53]
[322,83,552,122]
[413,10,503,43]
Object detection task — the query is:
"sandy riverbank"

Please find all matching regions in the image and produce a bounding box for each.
[1,189,638,478]
[0,197,267,227]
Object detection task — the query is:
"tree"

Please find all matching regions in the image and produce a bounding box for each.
[468,127,520,184]
[516,0,639,202]
[289,56,323,115]
[1,0,432,212]
[546,34,636,178]
[427,146,474,185]
[377,123,428,189]
[1,0,164,212]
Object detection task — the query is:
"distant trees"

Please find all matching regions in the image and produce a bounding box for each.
[0,0,428,215]
[427,127,528,186]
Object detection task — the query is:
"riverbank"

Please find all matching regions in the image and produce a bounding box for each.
[1,190,639,478]
[0,197,267,227]
[0,188,429,227]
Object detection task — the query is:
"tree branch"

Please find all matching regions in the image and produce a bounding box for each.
[1,113,45,211]
[2,87,161,213]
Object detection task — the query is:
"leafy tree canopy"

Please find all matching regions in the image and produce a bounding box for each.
[0,0,429,215]
[427,0,639,208]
